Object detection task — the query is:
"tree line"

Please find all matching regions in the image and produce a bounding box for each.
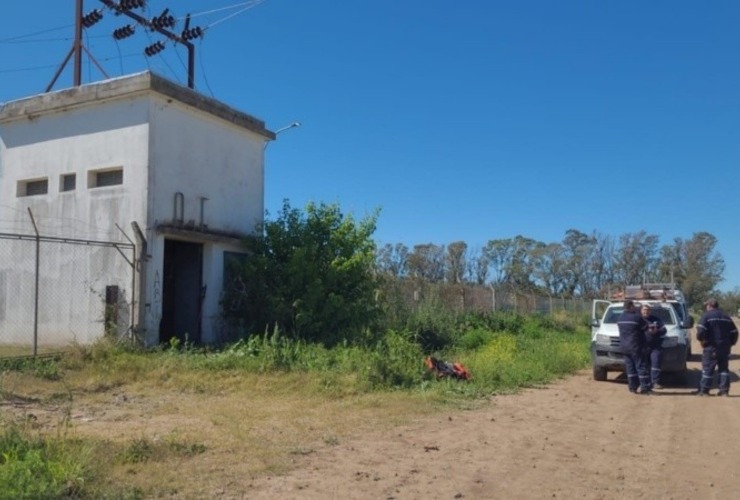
[221,201,737,346]
[375,229,726,306]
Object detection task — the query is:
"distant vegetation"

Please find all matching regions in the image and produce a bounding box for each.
[376,230,728,308]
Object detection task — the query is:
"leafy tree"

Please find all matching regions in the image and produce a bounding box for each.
[407,243,446,283]
[376,243,410,278]
[530,242,565,295]
[483,238,513,285]
[484,236,541,290]
[467,246,490,285]
[221,200,380,346]
[588,232,617,298]
[445,241,468,284]
[712,288,740,318]
[662,232,725,305]
[613,231,660,285]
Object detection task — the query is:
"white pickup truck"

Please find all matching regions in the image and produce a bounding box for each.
[590,286,694,382]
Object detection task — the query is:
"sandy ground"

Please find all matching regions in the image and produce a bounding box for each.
[244,334,740,500]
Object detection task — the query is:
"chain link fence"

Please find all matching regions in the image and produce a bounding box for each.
[0,232,135,359]
[382,280,591,316]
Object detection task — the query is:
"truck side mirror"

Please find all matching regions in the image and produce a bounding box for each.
[590,318,600,328]
[681,316,694,329]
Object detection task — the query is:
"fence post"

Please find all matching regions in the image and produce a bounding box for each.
[28,208,40,357]
[131,221,148,343]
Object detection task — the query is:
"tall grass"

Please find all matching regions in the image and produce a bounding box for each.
[0,419,95,499]
[0,311,589,497]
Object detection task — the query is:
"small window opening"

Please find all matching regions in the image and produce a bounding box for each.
[89,167,123,188]
[61,173,76,192]
[17,178,49,197]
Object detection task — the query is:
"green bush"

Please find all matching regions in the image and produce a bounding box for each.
[363,330,425,389]
[403,300,462,352]
[461,327,590,391]
[456,327,495,350]
[0,357,61,380]
[0,423,92,498]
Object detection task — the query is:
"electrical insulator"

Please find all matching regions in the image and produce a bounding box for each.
[112,25,136,40]
[151,9,176,30]
[120,0,145,10]
[144,41,166,57]
[181,26,203,41]
[81,9,103,28]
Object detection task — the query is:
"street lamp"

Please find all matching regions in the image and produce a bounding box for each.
[265,121,301,150]
[274,121,301,134]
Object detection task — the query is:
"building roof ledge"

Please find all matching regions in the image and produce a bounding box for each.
[0,71,275,140]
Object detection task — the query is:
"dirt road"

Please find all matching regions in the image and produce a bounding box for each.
[245,335,740,500]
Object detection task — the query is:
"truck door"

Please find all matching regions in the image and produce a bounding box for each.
[591,300,612,337]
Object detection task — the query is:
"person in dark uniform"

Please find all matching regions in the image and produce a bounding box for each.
[618,300,652,394]
[696,298,738,396]
[641,304,667,389]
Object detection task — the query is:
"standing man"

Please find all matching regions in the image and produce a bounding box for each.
[641,304,667,389]
[618,300,652,394]
[696,298,738,396]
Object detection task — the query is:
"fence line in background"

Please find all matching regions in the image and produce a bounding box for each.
[385,280,591,316]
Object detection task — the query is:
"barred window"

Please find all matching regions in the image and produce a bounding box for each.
[17,178,49,197]
[61,173,76,192]
[88,167,123,188]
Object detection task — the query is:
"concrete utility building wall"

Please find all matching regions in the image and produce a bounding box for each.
[0,72,274,349]
[0,97,149,238]
[0,96,146,347]
[140,93,267,345]
[147,94,265,233]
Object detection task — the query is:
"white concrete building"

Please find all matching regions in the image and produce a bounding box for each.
[0,71,274,347]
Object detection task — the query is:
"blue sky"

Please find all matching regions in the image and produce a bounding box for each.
[1,1,739,291]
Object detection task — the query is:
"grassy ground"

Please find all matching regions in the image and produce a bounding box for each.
[0,315,590,498]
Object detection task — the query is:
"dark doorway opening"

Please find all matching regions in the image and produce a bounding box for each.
[160,239,203,344]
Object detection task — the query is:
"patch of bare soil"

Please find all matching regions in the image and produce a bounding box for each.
[3,329,740,499]
[243,332,740,500]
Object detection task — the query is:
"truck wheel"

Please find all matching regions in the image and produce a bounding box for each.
[593,366,607,381]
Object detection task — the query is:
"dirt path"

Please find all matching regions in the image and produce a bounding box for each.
[244,335,740,500]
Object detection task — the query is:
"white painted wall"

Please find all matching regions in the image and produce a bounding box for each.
[147,95,265,233]
[0,97,149,238]
[0,97,147,346]
[0,79,267,348]
[137,94,265,345]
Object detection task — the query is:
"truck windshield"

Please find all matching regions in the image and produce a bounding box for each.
[604,308,623,324]
[604,306,675,325]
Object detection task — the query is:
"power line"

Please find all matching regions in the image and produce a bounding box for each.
[0,25,71,43]
[188,0,267,21]
[0,37,72,44]
[206,0,266,29]
[0,1,267,45]
[0,1,269,89]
